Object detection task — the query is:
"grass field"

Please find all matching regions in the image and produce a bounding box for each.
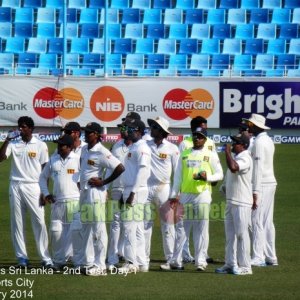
[0,143,299,300]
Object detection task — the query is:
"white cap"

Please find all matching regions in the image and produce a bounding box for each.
[243,113,270,130]
[147,116,172,134]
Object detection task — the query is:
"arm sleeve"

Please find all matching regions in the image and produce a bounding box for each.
[39,161,51,197]
[39,142,49,165]
[236,154,251,174]
[206,151,224,182]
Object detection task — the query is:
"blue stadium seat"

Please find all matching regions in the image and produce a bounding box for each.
[190,54,210,69]
[106,53,123,72]
[233,54,253,70]
[266,39,286,54]
[227,9,247,24]
[292,8,300,24]
[37,23,56,38]
[48,38,63,54]
[135,38,155,54]
[71,68,92,76]
[255,54,274,70]
[122,8,141,24]
[206,9,226,24]
[219,0,239,8]
[168,54,188,69]
[158,69,177,76]
[23,0,42,8]
[100,8,119,24]
[164,9,183,24]
[68,0,86,8]
[80,23,100,38]
[106,24,122,39]
[0,23,12,38]
[265,69,285,77]
[14,23,33,38]
[110,0,129,8]
[276,54,296,69]
[88,0,104,8]
[176,0,195,9]
[124,23,144,39]
[147,53,167,69]
[190,24,210,39]
[244,38,264,54]
[66,53,80,67]
[211,54,230,70]
[27,37,47,53]
[242,69,265,76]
[113,38,133,54]
[45,0,63,8]
[30,68,50,75]
[132,0,151,9]
[202,69,223,76]
[39,53,58,68]
[185,9,204,24]
[92,38,106,54]
[249,9,270,24]
[262,0,282,9]
[58,8,78,23]
[36,7,56,23]
[5,37,25,53]
[284,0,300,8]
[222,69,242,77]
[288,38,300,55]
[201,39,220,54]
[240,0,260,8]
[197,0,217,9]
[16,53,38,75]
[257,23,277,39]
[271,8,291,24]
[0,53,14,74]
[178,69,200,76]
[137,69,157,76]
[125,53,145,69]
[59,23,79,38]
[0,7,12,22]
[234,24,255,39]
[1,0,21,7]
[157,38,176,54]
[168,24,188,39]
[178,38,198,54]
[82,53,102,69]
[212,24,232,39]
[143,9,162,24]
[146,24,165,39]
[15,8,34,23]
[153,0,172,9]
[287,69,300,77]
[70,37,90,53]
[79,8,99,23]
[279,23,298,39]
[223,38,242,54]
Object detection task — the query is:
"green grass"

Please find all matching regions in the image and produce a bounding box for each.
[0,144,299,300]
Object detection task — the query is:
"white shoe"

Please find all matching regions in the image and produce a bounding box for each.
[196,264,206,271]
[118,263,138,274]
[251,259,266,267]
[160,263,184,271]
[215,265,233,274]
[139,265,149,272]
[107,264,117,272]
[266,260,278,266]
[233,267,253,275]
[85,266,107,276]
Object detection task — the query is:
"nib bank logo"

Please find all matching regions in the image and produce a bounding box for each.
[163,88,214,120]
[33,87,84,119]
[90,86,125,122]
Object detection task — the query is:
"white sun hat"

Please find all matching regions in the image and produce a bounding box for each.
[147,116,172,134]
[243,113,270,130]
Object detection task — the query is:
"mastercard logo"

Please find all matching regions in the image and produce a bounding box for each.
[163,88,215,120]
[33,87,84,120]
[90,86,125,122]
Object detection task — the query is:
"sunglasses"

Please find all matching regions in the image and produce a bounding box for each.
[192,133,205,140]
[127,126,139,133]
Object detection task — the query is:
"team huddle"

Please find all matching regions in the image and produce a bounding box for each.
[0,112,277,276]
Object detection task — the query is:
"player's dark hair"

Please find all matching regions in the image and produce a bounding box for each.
[18,116,35,129]
[190,116,207,130]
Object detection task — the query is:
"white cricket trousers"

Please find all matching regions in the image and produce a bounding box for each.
[9,181,52,263]
[252,184,277,263]
[79,188,108,269]
[107,188,125,265]
[144,183,175,264]
[50,200,79,266]
[225,203,251,269]
[121,187,148,268]
[172,191,211,268]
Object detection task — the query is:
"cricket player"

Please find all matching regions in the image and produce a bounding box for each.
[39,135,80,270]
[244,114,278,267]
[216,134,253,275]
[79,122,125,276]
[0,116,53,268]
[161,127,223,271]
[118,118,151,273]
[145,116,179,268]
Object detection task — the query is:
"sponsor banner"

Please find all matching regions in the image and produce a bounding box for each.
[0,77,219,128]
[220,82,300,128]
